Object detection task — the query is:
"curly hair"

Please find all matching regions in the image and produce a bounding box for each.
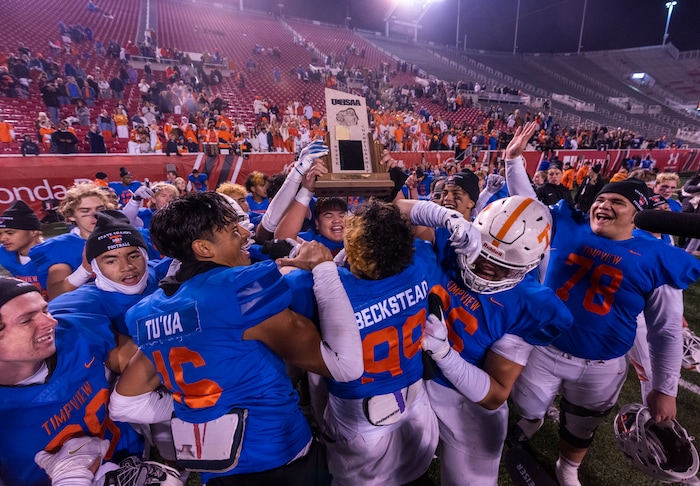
[59,182,112,221]
[244,171,269,192]
[344,199,414,280]
[150,192,238,262]
[216,182,247,200]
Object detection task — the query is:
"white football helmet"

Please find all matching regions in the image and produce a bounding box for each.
[614,403,699,483]
[218,193,254,250]
[683,327,700,371]
[459,195,552,294]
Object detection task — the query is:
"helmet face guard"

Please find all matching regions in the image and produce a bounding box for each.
[614,403,699,482]
[460,196,551,294]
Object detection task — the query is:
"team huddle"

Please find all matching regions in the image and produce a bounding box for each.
[1,122,700,486]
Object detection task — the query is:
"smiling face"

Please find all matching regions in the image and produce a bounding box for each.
[589,193,637,240]
[441,186,473,218]
[316,210,346,243]
[0,291,57,385]
[206,221,251,267]
[94,247,147,286]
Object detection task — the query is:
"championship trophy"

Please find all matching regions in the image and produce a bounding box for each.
[314,88,395,197]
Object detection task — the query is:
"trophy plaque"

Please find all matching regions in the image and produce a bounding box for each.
[314,88,394,197]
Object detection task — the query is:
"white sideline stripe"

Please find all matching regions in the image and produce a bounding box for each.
[680,378,700,396]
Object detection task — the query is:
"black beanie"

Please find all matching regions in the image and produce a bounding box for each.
[0,201,41,230]
[0,277,40,309]
[85,210,147,262]
[596,178,649,212]
[447,170,480,204]
[647,194,668,209]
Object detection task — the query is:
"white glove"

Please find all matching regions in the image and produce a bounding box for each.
[486,174,505,193]
[290,140,329,183]
[444,212,482,264]
[35,436,109,486]
[422,312,451,361]
[131,186,154,201]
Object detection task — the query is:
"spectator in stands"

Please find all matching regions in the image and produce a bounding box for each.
[109,74,124,100]
[75,99,90,126]
[87,124,106,153]
[575,161,590,188]
[653,172,682,212]
[50,121,79,154]
[20,135,40,156]
[0,116,15,150]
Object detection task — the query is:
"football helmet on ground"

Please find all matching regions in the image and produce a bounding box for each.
[614,403,699,483]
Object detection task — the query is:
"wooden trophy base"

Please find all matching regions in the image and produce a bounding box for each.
[314,173,394,197]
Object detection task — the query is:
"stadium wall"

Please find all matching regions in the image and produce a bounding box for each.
[1,149,697,214]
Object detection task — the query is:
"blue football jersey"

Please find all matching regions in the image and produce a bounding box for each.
[547,202,700,360]
[28,232,85,290]
[430,229,573,389]
[286,240,436,399]
[108,181,142,206]
[246,195,269,214]
[125,260,311,479]
[0,322,143,486]
[0,247,46,296]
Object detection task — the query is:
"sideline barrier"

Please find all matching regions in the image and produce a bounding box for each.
[1,149,698,213]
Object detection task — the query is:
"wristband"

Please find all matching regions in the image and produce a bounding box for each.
[67,266,92,287]
[294,187,314,206]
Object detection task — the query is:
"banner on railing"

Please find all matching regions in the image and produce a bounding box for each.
[0,149,698,214]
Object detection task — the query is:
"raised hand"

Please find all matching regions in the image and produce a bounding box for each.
[505,121,538,160]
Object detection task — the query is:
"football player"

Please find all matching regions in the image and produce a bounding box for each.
[28,183,111,300]
[0,277,154,485]
[279,199,439,485]
[110,192,363,485]
[0,201,44,294]
[505,121,700,486]
[396,193,573,486]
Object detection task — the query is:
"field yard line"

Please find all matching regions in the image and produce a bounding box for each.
[680,378,700,396]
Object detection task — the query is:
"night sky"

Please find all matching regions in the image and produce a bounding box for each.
[254,0,700,53]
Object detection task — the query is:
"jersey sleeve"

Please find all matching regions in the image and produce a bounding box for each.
[226,260,293,325]
[510,276,574,346]
[28,233,85,288]
[282,269,317,321]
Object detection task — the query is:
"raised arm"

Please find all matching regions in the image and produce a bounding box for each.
[504,121,538,199]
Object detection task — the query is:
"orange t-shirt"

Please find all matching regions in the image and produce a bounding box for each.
[0,122,14,143]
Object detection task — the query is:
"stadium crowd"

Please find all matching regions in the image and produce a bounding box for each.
[2,8,700,486]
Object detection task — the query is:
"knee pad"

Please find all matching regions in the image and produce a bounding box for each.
[558,398,613,449]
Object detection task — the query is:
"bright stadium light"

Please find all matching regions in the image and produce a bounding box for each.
[662,1,677,46]
[631,72,645,79]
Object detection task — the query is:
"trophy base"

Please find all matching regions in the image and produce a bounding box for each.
[314,173,394,198]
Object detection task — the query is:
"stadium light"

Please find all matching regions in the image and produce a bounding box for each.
[662,1,677,46]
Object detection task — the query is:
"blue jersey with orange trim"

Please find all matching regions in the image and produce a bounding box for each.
[431,228,573,388]
[0,321,143,486]
[125,260,311,479]
[546,201,700,360]
[28,232,85,289]
[286,240,436,399]
[0,247,45,295]
[246,194,269,214]
[108,181,142,206]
